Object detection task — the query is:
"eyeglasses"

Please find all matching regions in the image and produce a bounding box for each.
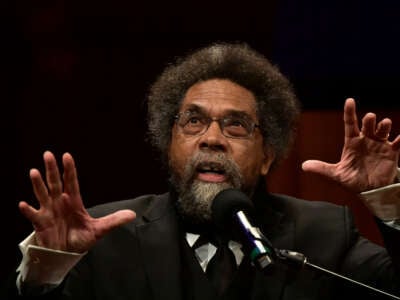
[174,110,260,139]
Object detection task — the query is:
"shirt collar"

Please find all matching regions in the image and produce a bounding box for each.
[186,232,244,271]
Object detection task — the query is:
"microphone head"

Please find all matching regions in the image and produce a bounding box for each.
[211,188,254,231]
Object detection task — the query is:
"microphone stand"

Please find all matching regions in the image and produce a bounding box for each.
[240,226,400,300]
[213,190,400,299]
[273,248,400,300]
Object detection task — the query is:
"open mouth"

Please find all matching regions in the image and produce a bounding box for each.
[196,162,227,183]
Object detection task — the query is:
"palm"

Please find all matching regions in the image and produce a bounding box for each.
[30,191,97,253]
[333,131,399,191]
[19,151,135,253]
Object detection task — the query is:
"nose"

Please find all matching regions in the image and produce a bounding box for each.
[198,120,229,151]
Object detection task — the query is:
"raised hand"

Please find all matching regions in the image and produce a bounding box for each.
[18,151,136,253]
[302,98,400,193]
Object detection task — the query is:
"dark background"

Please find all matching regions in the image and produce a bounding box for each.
[6,0,400,285]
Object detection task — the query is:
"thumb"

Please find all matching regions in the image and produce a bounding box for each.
[94,210,136,238]
[302,160,335,178]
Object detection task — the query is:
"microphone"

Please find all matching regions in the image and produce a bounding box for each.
[211,188,400,299]
[211,188,275,272]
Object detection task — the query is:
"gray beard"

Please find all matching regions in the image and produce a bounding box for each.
[177,180,235,225]
[170,152,243,227]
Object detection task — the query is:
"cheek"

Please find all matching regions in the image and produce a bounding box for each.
[169,134,195,174]
[232,143,266,178]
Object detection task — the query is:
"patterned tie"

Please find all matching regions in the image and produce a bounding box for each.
[206,236,238,296]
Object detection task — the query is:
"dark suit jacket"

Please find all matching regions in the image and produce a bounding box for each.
[4,190,400,300]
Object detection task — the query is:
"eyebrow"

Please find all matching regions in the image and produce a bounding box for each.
[182,104,254,121]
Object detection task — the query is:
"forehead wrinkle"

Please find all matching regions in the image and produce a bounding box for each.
[185,91,254,107]
[180,102,257,121]
[182,103,251,116]
[180,79,258,118]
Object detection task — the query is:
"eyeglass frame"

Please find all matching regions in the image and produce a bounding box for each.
[173,109,261,139]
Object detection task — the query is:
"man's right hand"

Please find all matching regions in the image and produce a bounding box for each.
[18,151,136,253]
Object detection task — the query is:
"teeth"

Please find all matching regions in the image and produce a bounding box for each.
[202,166,214,171]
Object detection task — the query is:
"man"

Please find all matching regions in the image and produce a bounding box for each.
[6,42,400,299]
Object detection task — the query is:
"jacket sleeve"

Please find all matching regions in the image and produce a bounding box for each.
[337,206,400,298]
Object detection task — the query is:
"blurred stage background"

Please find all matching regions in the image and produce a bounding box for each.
[7,0,400,284]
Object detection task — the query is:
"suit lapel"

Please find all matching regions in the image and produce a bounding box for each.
[136,193,183,300]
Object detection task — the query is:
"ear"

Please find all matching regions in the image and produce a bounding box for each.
[260,147,275,176]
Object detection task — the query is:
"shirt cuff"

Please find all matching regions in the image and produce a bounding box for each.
[359,169,400,221]
[383,219,400,230]
[17,232,85,286]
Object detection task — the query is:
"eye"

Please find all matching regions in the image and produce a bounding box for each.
[229,120,245,127]
[225,118,247,128]
[187,116,201,125]
[223,117,252,137]
[182,113,207,128]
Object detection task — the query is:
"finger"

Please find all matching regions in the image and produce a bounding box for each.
[30,168,50,206]
[392,134,400,151]
[375,118,392,141]
[94,210,136,238]
[44,151,63,197]
[63,152,81,196]
[19,201,39,224]
[302,160,336,178]
[343,98,360,138]
[361,112,376,138]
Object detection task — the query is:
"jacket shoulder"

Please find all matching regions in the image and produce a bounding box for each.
[270,193,349,218]
[87,192,170,220]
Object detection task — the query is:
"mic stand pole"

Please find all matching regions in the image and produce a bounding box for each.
[235,220,399,299]
[275,249,400,300]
